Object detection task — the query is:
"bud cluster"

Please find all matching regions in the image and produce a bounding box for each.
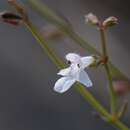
[85,13,118,29]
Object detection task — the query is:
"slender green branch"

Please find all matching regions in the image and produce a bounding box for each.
[76,84,129,130]
[25,21,64,69]
[99,28,107,56]
[105,64,116,113]
[118,100,128,118]
[99,28,116,114]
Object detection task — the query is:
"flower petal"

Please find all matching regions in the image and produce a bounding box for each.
[66,53,81,63]
[54,77,75,93]
[81,56,95,68]
[70,64,80,79]
[77,70,92,87]
[57,67,71,76]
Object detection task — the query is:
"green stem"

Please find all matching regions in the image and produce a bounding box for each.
[99,28,116,114]
[105,64,116,113]
[113,120,129,130]
[99,28,107,56]
[118,100,128,118]
[76,84,129,130]
[24,20,129,130]
[25,21,64,69]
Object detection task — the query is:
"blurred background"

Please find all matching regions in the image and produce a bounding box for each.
[0,0,130,130]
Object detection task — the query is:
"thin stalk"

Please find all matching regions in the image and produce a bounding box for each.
[99,28,116,114]
[27,0,127,79]
[99,28,107,56]
[118,101,128,118]
[76,84,129,130]
[25,21,64,69]
[24,20,129,130]
[105,64,116,113]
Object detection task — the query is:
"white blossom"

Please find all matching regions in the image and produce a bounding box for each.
[54,53,95,93]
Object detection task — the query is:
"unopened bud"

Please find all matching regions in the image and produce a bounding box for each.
[85,13,99,26]
[103,16,118,29]
[0,11,22,25]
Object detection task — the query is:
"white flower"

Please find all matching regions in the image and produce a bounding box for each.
[54,53,95,93]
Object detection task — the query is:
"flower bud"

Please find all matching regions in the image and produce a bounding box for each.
[0,11,22,25]
[112,78,130,96]
[103,16,118,29]
[85,13,99,26]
